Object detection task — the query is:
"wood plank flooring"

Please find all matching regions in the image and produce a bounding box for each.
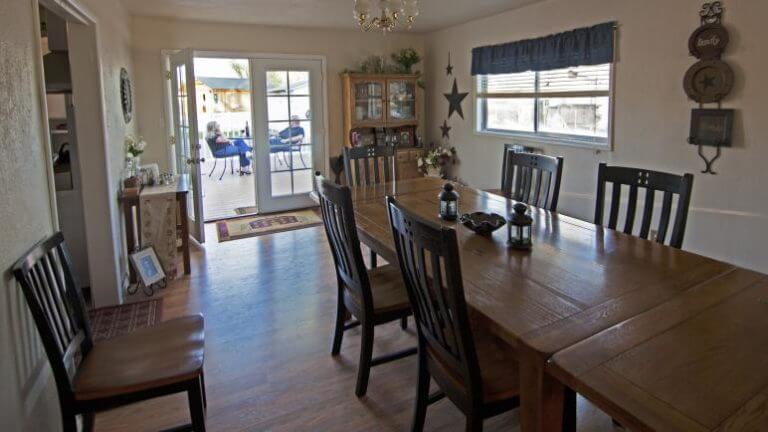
[100,224,619,431]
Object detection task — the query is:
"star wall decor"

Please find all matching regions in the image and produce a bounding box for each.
[446,52,453,76]
[444,78,469,120]
[440,120,451,139]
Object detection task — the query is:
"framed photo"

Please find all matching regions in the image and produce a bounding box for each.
[689,108,734,147]
[129,247,165,287]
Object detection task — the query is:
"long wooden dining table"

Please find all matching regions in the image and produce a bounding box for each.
[340,176,749,431]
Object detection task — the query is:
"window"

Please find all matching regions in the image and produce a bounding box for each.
[476,63,612,147]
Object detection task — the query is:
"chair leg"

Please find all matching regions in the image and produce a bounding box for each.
[81,412,95,432]
[411,350,430,432]
[208,159,217,177]
[230,157,234,174]
[298,148,307,168]
[400,316,408,330]
[219,158,227,180]
[355,322,374,397]
[200,370,208,411]
[465,414,483,432]
[188,378,207,432]
[331,281,346,356]
[62,413,78,432]
[370,250,378,269]
[562,387,577,432]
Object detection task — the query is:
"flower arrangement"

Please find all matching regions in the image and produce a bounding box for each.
[417,146,457,178]
[391,48,422,74]
[125,135,147,158]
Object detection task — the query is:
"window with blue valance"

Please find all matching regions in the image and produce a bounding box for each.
[471,22,616,76]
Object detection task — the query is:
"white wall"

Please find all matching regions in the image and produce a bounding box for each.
[131,16,425,171]
[0,0,137,428]
[424,0,768,272]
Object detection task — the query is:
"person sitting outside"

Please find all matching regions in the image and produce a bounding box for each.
[269,115,306,167]
[205,121,252,175]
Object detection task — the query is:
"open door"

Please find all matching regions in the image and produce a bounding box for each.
[251,58,325,213]
[169,49,205,242]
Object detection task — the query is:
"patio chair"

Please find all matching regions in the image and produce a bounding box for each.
[205,137,236,180]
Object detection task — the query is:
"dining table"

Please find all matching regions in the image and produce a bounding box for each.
[339,176,752,432]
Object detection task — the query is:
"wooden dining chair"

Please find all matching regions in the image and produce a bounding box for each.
[594,163,694,249]
[343,145,398,269]
[315,174,415,397]
[501,149,564,212]
[387,196,526,431]
[12,232,207,432]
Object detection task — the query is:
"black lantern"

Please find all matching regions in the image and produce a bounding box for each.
[438,183,459,221]
[508,203,532,250]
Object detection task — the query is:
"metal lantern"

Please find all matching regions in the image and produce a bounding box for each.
[438,183,459,221]
[508,202,532,250]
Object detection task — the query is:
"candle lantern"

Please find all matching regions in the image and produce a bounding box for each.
[508,203,532,250]
[438,183,459,221]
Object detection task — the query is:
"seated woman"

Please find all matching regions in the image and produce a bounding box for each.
[205,121,252,175]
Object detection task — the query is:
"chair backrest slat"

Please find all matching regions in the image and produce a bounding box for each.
[315,174,374,314]
[594,163,694,248]
[12,232,94,404]
[501,150,564,212]
[343,146,397,187]
[387,197,482,398]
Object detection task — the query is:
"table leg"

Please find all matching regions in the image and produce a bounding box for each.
[519,354,565,432]
[178,193,191,274]
[123,200,137,283]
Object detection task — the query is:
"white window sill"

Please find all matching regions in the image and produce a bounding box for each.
[473,129,612,151]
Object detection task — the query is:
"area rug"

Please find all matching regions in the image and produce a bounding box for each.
[216,209,322,242]
[234,206,259,215]
[88,299,162,342]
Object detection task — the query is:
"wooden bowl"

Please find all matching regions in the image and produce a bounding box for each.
[459,212,506,236]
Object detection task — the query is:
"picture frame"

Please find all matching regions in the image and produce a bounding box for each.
[689,108,734,147]
[129,247,166,287]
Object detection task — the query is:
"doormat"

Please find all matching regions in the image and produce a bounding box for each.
[88,299,162,343]
[234,206,259,215]
[216,209,322,242]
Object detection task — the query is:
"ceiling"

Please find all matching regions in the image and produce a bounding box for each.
[121,0,543,33]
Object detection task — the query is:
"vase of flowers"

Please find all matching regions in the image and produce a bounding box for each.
[417,146,457,179]
[391,48,422,74]
[124,135,147,177]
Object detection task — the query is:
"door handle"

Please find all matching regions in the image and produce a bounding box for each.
[199,158,206,163]
[187,158,194,164]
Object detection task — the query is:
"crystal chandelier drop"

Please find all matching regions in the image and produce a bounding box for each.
[354,0,419,33]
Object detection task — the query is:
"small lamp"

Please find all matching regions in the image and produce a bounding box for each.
[438,183,459,221]
[508,203,532,250]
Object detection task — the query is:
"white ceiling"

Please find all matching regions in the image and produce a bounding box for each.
[121,0,543,33]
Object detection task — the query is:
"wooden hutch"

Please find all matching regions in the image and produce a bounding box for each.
[341,73,422,180]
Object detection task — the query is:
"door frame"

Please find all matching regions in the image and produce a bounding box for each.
[161,50,330,185]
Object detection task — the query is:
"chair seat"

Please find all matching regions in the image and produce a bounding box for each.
[473,324,520,404]
[344,265,410,318]
[74,314,205,401]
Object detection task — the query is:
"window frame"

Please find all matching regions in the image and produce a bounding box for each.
[474,63,615,150]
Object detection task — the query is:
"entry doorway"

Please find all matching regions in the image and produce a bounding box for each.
[166,51,326,232]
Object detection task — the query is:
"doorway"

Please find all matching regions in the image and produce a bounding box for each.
[167,51,326,233]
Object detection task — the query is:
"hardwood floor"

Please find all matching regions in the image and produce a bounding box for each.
[101,224,619,431]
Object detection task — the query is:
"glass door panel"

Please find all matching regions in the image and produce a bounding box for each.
[387,79,416,122]
[353,80,384,123]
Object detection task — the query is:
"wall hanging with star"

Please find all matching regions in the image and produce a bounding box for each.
[444,78,469,120]
[684,1,735,175]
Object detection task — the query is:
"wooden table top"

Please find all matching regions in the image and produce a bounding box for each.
[549,268,768,432]
[348,177,734,360]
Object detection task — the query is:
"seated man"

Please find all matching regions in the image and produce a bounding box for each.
[206,121,252,175]
[269,115,306,167]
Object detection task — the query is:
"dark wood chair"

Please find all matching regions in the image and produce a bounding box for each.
[343,145,398,268]
[12,232,207,432]
[501,149,564,212]
[315,174,415,397]
[594,163,694,249]
[386,196,524,431]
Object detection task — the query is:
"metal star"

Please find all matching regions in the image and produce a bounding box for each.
[440,120,451,139]
[444,78,469,120]
[700,74,716,90]
[446,52,453,76]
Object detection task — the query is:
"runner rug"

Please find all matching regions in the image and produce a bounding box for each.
[216,209,322,242]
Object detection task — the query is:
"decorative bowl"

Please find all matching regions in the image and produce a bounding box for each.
[459,212,506,236]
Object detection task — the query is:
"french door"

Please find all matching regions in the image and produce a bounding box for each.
[169,49,205,242]
[250,58,325,213]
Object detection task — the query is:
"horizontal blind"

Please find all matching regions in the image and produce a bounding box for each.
[538,64,610,94]
[478,71,535,94]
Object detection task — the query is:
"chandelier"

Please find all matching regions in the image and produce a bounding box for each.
[354,0,419,33]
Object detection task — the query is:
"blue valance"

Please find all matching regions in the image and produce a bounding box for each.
[471,22,616,75]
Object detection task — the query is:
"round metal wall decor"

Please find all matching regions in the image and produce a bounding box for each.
[688,24,729,59]
[683,59,733,103]
[120,68,133,124]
